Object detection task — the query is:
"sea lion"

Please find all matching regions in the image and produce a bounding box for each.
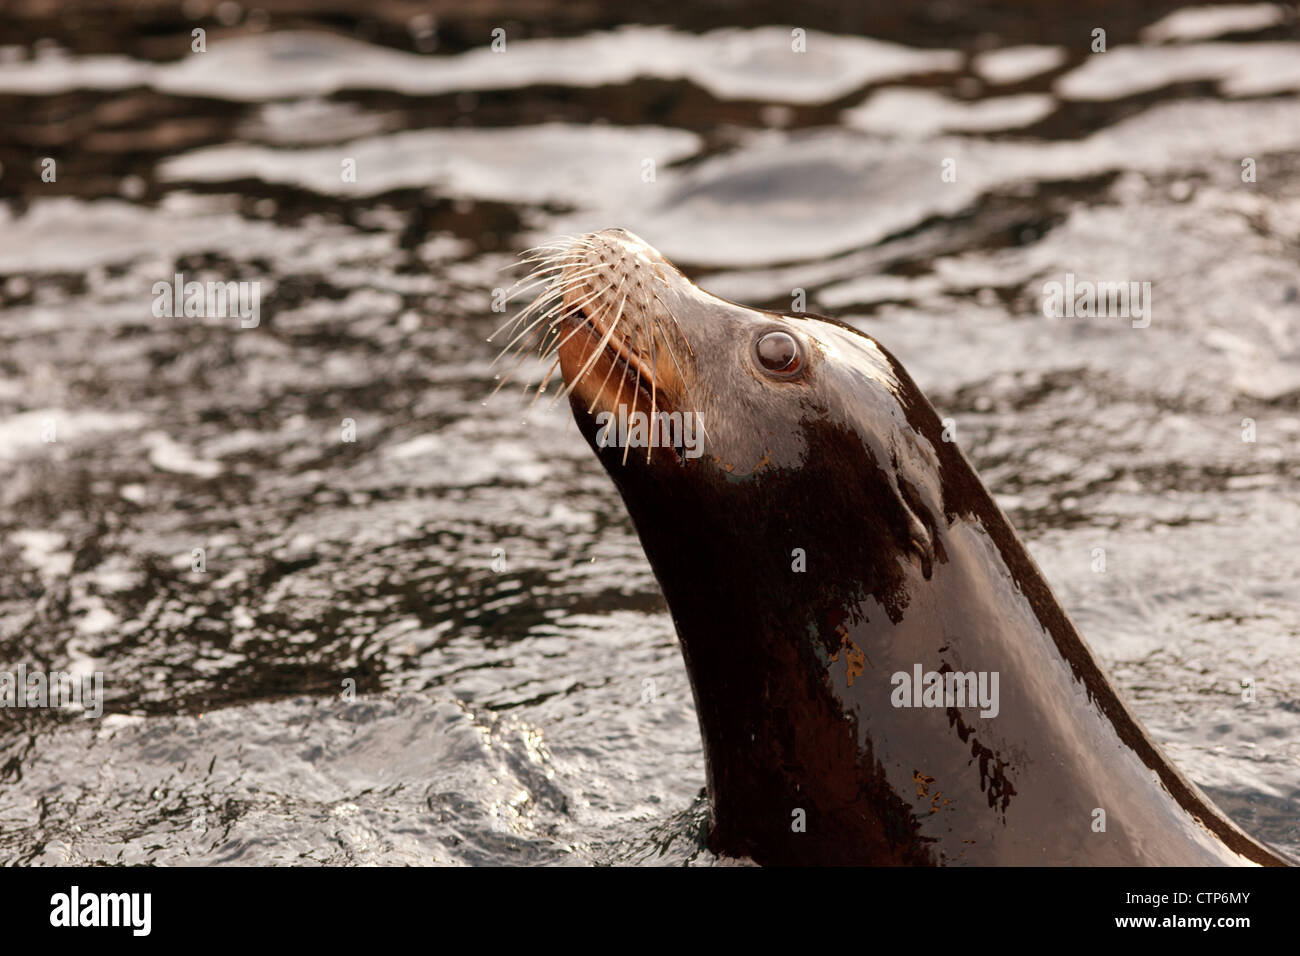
[500,228,1291,866]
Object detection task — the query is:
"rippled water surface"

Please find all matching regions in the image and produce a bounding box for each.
[1,1,1298,864]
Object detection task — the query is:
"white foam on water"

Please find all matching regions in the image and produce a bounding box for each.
[0,408,145,459]
[158,122,701,204]
[843,88,1055,136]
[972,45,1068,84]
[1055,42,1300,100]
[0,27,960,105]
[1140,3,1290,43]
[13,529,73,581]
[144,431,223,478]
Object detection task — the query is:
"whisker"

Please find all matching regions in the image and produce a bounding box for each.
[526,356,563,412]
[489,277,606,363]
[552,287,628,409]
[649,286,695,360]
[645,315,659,463]
[586,330,626,415]
[622,331,644,466]
[489,265,603,345]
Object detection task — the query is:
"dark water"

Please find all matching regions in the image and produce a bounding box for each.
[1,1,1298,864]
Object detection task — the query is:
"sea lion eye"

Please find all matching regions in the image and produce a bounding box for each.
[754,330,802,376]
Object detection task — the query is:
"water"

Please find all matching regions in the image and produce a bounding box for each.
[0,1,1297,864]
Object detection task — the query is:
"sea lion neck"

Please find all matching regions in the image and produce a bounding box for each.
[627,424,1284,865]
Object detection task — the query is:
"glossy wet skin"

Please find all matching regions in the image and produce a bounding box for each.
[556,229,1289,866]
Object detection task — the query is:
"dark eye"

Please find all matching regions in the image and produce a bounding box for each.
[754,330,802,376]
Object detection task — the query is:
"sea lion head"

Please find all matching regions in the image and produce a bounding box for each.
[542,227,946,594]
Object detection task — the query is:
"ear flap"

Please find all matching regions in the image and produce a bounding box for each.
[897,476,939,580]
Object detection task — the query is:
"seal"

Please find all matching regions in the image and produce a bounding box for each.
[499,228,1291,866]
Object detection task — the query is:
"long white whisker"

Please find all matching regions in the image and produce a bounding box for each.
[489,279,607,362]
[552,288,627,409]
[488,266,604,344]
